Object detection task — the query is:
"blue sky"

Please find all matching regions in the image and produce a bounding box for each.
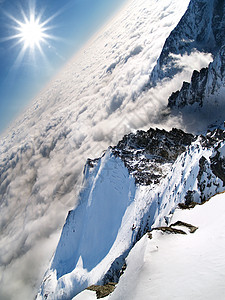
[0,0,127,133]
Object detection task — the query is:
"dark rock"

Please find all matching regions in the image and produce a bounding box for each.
[87,282,116,299]
[120,263,127,276]
[170,221,198,233]
[149,0,225,87]
[210,151,225,185]
[178,200,208,209]
[168,68,209,108]
[151,226,187,235]
[168,45,225,109]
[178,202,199,209]
[112,127,195,185]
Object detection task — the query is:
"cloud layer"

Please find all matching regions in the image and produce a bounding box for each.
[0,0,212,299]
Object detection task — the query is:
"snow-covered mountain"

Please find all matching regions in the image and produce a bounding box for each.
[168,45,225,109]
[38,126,225,299]
[149,0,225,86]
[76,191,225,300]
[165,42,225,132]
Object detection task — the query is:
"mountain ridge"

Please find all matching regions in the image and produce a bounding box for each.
[149,0,225,86]
[37,125,225,299]
[168,44,225,109]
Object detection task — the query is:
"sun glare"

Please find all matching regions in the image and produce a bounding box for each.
[4,1,59,64]
[18,15,45,50]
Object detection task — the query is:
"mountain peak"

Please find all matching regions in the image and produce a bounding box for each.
[168,44,225,110]
[149,0,225,86]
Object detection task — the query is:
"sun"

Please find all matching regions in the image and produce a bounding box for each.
[17,14,46,50]
[3,1,59,61]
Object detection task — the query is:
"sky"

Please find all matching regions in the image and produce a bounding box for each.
[0,0,128,134]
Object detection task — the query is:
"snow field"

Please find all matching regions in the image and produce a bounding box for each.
[106,192,225,300]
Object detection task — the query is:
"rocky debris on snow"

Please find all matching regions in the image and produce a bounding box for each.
[150,226,187,235]
[86,282,116,299]
[170,221,198,233]
[150,221,198,236]
[178,201,204,209]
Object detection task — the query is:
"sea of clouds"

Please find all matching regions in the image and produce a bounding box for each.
[0,0,213,298]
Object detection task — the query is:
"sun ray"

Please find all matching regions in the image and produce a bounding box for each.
[3,1,60,64]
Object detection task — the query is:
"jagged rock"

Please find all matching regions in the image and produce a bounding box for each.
[210,151,225,185]
[170,221,198,233]
[149,0,225,86]
[168,45,225,109]
[112,128,195,185]
[168,68,209,108]
[87,283,116,299]
[151,226,187,235]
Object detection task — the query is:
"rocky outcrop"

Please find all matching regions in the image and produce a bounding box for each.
[149,0,225,86]
[112,128,195,185]
[149,221,198,236]
[168,45,225,108]
[87,282,116,299]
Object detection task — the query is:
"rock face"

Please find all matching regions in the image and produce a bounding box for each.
[149,0,225,86]
[86,282,116,299]
[168,45,225,108]
[112,128,195,185]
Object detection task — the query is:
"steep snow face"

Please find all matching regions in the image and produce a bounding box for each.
[149,0,225,86]
[37,151,138,299]
[0,1,191,298]
[38,127,225,299]
[168,45,225,130]
[104,192,225,300]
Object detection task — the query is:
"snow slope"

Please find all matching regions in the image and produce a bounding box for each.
[38,127,225,298]
[0,1,191,299]
[103,192,225,300]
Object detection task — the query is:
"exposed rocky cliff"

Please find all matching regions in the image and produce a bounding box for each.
[112,128,195,185]
[149,0,225,86]
[168,45,225,108]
